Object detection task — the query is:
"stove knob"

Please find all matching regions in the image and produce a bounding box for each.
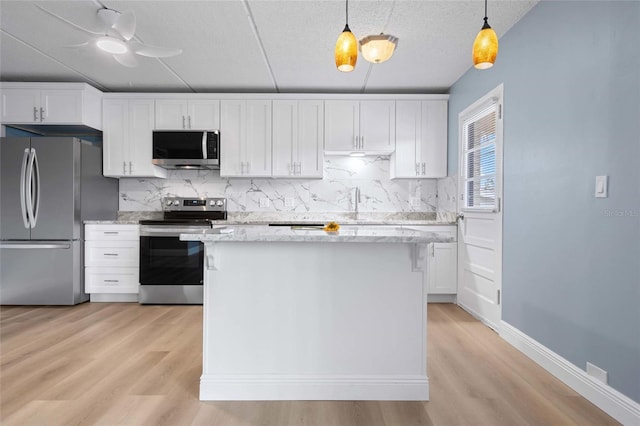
[216,200,224,207]
[166,200,173,206]
[209,200,216,206]
[173,201,180,206]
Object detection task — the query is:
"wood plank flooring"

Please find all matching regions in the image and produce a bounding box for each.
[0,303,619,425]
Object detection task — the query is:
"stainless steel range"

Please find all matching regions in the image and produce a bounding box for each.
[138,197,226,304]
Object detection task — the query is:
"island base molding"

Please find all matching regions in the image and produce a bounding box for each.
[200,375,429,401]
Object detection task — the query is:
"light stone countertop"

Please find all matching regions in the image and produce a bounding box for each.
[180,225,455,244]
[86,211,457,226]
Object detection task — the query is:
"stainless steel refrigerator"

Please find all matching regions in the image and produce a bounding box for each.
[0,137,118,305]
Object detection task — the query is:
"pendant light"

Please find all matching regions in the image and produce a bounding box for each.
[335,0,357,72]
[359,34,398,64]
[472,0,499,69]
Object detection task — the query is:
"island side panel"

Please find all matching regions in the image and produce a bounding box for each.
[200,241,429,401]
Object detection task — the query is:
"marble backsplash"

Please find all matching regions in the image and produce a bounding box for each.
[119,157,457,216]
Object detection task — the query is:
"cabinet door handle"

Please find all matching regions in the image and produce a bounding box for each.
[296,162,301,175]
[188,116,192,129]
[33,107,38,122]
[415,163,420,176]
[360,136,364,149]
[182,116,186,129]
[129,161,133,174]
[240,162,245,174]
[40,107,45,122]
[123,161,127,174]
[288,163,292,175]
[422,162,426,175]
[247,162,251,173]
[354,136,358,149]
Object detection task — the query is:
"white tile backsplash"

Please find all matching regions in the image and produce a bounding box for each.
[118,157,454,214]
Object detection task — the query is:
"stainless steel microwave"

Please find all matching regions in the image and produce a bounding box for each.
[152,130,220,170]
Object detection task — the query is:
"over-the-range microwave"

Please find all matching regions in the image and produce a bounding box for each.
[152,130,220,170]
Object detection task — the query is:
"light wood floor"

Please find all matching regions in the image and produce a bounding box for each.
[1,302,618,426]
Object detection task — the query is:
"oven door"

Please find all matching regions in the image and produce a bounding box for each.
[139,226,207,286]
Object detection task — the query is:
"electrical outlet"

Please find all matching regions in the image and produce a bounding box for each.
[410,197,421,208]
[284,197,295,208]
[259,197,270,208]
[586,362,608,384]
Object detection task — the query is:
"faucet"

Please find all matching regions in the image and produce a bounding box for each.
[354,187,361,216]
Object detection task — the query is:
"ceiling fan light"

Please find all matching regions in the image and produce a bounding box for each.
[96,36,128,54]
[335,25,358,72]
[359,34,398,64]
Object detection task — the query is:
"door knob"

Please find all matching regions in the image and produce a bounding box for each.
[457,213,465,221]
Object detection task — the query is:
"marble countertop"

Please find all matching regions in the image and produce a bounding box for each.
[181,225,455,244]
[86,211,458,226]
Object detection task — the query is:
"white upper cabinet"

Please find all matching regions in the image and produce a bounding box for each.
[155,99,220,130]
[272,100,323,178]
[103,98,167,178]
[391,100,447,178]
[0,82,102,129]
[324,100,395,155]
[220,100,272,177]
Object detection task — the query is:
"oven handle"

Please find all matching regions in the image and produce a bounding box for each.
[140,226,212,237]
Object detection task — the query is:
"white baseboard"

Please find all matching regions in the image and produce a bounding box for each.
[89,293,138,303]
[200,375,429,401]
[427,294,457,303]
[500,321,640,426]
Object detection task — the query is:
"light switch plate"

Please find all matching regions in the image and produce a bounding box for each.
[259,197,270,208]
[595,175,608,198]
[284,197,295,208]
[410,197,421,208]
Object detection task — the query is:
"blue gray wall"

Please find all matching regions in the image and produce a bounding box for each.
[448,1,640,402]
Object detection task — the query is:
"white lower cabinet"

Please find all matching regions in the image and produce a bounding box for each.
[427,242,458,294]
[405,225,457,296]
[85,224,140,301]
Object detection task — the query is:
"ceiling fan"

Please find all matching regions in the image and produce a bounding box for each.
[37,4,182,67]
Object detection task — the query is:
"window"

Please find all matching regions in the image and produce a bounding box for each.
[461,99,499,210]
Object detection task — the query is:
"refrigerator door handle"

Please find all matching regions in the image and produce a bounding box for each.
[31,148,41,226]
[19,148,30,229]
[0,243,71,250]
[25,148,37,228]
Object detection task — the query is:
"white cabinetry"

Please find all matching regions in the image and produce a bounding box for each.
[391,100,447,178]
[405,225,457,296]
[155,99,220,130]
[0,82,102,129]
[102,98,167,178]
[85,224,140,302]
[324,100,395,154]
[272,100,323,178]
[220,100,272,177]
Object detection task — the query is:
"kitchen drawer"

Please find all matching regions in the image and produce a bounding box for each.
[85,224,139,241]
[85,267,139,293]
[85,240,139,267]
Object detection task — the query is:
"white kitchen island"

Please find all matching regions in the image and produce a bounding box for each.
[181,225,454,401]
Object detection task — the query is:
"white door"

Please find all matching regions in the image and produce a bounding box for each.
[457,84,503,331]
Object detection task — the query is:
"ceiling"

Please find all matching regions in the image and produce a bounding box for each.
[0,0,538,94]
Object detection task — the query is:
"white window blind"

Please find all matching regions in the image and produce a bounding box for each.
[462,101,497,210]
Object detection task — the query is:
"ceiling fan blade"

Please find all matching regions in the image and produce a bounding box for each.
[35,4,103,36]
[113,10,136,41]
[113,51,139,68]
[63,41,91,49]
[131,42,182,58]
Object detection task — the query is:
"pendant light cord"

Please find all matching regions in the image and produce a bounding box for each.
[346,0,349,25]
[484,0,488,19]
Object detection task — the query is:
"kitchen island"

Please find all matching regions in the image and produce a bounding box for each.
[181,225,454,401]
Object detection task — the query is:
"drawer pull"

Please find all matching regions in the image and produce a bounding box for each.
[103,231,119,235]
[104,279,120,283]
[103,253,119,256]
